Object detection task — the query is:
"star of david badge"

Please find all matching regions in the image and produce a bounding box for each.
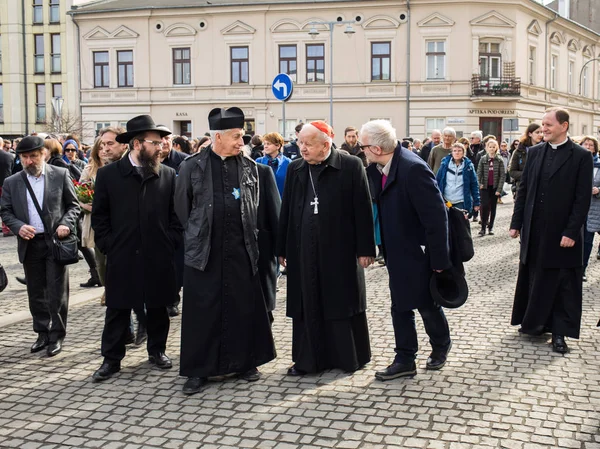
[232,187,241,200]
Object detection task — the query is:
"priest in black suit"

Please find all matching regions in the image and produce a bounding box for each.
[277,121,375,376]
[510,107,592,353]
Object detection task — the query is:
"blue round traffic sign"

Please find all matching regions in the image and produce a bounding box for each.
[272,73,293,102]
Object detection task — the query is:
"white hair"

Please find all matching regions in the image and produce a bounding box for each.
[209,129,235,140]
[471,130,483,140]
[302,123,333,146]
[360,120,397,153]
[442,127,456,137]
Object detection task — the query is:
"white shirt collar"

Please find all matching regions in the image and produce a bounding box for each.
[128,153,141,167]
[549,137,569,150]
[26,162,46,179]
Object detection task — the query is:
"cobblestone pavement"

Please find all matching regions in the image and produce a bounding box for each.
[0,194,599,449]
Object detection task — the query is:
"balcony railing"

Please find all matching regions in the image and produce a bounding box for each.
[471,75,521,97]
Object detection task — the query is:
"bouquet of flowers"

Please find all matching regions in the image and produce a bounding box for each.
[73,180,94,205]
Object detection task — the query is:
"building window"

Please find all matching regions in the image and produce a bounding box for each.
[528,46,536,85]
[479,42,501,80]
[95,122,111,136]
[230,46,249,84]
[51,34,60,73]
[52,82,62,99]
[278,119,297,140]
[568,60,574,94]
[306,44,325,83]
[33,0,43,24]
[0,84,3,123]
[34,34,44,73]
[279,45,297,82]
[426,41,445,80]
[551,55,558,90]
[117,50,134,87]
[582,66,589,97]
[426,118,445,136]
[0,35,3,74]
[49,0,60,23]
[371,42,391,81]
[36,83,46,123]
[93,51,109,88]
[172,47,191,85]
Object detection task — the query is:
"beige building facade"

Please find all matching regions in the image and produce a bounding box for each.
[0,0,79,138]
[70,0,600,144]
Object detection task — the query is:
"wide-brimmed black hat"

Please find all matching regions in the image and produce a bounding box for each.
[16,136,45,154]
[243,135,252,145]
[208,107,244,131]
[116,115,172,143]
[430,267,468,309]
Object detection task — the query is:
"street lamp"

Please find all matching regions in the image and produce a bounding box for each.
[578,58,600,96]
[307,20,356,127]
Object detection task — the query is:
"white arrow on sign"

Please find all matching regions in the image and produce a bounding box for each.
[274,80,288,98]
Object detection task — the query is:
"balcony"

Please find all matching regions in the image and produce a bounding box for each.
[471,75,521,97]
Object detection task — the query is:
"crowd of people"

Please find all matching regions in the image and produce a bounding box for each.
[0,105,597,395]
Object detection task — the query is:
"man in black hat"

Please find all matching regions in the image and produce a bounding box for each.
[91,115,183,381]
[175,107,276,395]
[0,136,80,356]
[361,120,452,380]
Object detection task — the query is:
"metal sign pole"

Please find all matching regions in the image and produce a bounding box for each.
[283,102,286,138]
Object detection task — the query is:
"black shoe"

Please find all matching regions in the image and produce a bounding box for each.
[30,334,49,353]
[125,331,135,345]
[239,367,261,382]
[478,229,486,237]
[182,377,206,395]
[149,352,172,369]
[167,305,180,317]
[16,276,27,286]
[374,361,417,381]
[487,229,494,236]
[80,268,102,288]
[426,341,452,370]
[92,362,120,382]
[135,325,147,346]
[47,339,63,357]
[552,334,568,354]
[286,365,306,376]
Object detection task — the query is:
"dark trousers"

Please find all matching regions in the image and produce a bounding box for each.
[172,243,184,307]
[23,237,69,342]
[101,306,170,364]
[391,302,451,364]
[583,226,598,271]
[480,187,498,230]
[76,220,96,271]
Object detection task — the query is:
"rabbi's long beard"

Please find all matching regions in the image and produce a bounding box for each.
[138,146,160,177]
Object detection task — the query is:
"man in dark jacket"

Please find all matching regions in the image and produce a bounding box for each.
[277,121,375,376]
[283,122,304,160]
[509,107,592,354]
[419,129,441,163]
[340,126,367,167]
[175,107,276,395]
[362,120,452,380]
[91,115,182,382]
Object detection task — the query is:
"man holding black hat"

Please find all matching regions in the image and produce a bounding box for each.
[175,107,276,395]
[361,119,453,380]
[91,115,183,381]
[0,136,80,356]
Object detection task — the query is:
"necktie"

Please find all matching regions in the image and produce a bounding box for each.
[382,173,388,189]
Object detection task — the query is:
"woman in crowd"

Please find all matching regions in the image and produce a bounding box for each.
[250,134,264,160]
[173,136,192,154]
[498,141,511,203]
[62,140,86,172]
[582,136,600,281]
[476,139,505,236]
[508,123,543,200]
[256,132,291,198]
[44,138,81,181]
[436,142,480,215]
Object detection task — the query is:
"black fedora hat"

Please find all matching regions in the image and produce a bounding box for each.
[208,107,245,131]
[16,136,45,154]
[116,115,172,143]
[430,267,468,309]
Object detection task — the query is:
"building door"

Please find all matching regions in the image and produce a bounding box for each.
[244,119,255,136]
[479,117,502,142]
[176,120,192,138]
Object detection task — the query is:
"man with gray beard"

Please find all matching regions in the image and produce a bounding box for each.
[0,136,80,356]
[91,115,183,382]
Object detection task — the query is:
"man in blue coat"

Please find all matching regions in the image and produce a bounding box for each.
[361,120,453,380]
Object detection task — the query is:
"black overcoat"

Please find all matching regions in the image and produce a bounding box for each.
[276,149,375,320]
[510,139,592,268]
[92,154,183,309]
[256,164,281,312]
[367,145,451,312]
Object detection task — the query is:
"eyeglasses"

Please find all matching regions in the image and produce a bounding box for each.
[64,148,77,153]
[143,139,163,147]
[358,144,376,150]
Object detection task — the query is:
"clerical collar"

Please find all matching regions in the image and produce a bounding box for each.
[549,138,569,150]
[311,149,332,166]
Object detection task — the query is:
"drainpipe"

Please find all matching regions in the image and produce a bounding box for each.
[405,0,411,137]
[72,14,83,120]
[544,12,559,104]
[21,0,29,135]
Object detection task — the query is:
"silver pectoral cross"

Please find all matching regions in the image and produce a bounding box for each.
[310,196,319,214]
